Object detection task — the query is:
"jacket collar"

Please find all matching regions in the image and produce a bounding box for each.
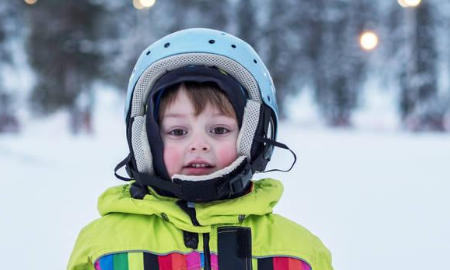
[98,178,283,233]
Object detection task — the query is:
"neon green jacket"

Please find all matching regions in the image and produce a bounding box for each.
[67,179,333,270]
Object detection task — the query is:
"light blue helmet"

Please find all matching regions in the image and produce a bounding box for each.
[119,28,281,202]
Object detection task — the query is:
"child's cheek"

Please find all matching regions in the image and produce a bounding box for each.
[217,142,238,167]
[163,144,183,177]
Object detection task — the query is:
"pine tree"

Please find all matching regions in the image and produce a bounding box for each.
[234,0,258,47]
[26,0,106,134]
[311,0,371,126]
[396,1,444,131]
[95,1,144,92]
[194,0,229,30]
[0,1,20,133]
[260,0,303,119]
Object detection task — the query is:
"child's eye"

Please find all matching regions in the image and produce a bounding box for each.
[169,129,187,136]
[211,127,229,135]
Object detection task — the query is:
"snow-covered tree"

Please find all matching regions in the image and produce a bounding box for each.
[304,0,371,126]
[0,1,20,133]
[258,0,304,119]
[389,1,445,131]
[26,0,106,134]
[234,0,258,47]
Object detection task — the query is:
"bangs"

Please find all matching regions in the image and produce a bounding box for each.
[158,82,237,122]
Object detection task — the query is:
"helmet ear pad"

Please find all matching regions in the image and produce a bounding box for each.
[145,90,171,180]
[249,104,277,172]
[124,108,148,180]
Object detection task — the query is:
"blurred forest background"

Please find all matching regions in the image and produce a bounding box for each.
[1,0,450,134]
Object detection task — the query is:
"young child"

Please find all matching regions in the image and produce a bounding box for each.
[68,28,333,270]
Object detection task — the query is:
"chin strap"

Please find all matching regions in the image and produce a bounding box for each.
[114,137,296,202]
[114,154,134,181]
[253,136,297,173]
[114,155,253,202]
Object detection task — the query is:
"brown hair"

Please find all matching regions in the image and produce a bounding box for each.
[158,82,236,122]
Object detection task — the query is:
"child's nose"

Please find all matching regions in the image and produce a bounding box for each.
[189,137,210,152]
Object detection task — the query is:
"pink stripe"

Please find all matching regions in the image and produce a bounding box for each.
[300,260,311,270]
[273,257,289,270]
[210,253,219,270]
[94,260,101,270]
[158,254,173,270]
[186,252,201,270]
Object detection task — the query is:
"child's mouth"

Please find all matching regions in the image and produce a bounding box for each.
[183,162,215,175]
[187,163,213,168]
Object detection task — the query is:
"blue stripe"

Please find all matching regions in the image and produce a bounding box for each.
[99,254,114,270]
[200,253,205,269]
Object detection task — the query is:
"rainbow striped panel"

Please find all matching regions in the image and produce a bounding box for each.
[158,253,187,270]
[186,251,202,270]
[210,253,219,270]
[258,257,311,270]
[94,252,205,270]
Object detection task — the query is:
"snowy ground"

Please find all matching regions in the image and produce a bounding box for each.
[1,89,449,270]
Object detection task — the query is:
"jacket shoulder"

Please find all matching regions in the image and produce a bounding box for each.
[67,218,102,270]
[244,214,334,270]
[67,213,190,270]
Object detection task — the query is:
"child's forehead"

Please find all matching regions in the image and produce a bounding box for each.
[163,93,224,115]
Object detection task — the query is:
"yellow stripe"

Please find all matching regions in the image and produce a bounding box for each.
[252,258,258,270]
[128,252,144,270]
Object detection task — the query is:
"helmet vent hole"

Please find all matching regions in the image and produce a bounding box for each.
[253,59,258,64]
[209,39,215,44]
[267,95,271,102]
[231,44,236,48]
[146,50,151,55]
[164,43,170,48]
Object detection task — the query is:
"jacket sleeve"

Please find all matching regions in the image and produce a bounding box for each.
[67,224,97,270]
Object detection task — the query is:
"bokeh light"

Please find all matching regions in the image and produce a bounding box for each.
[133,0,144,10]
[24,0,38,5]
[398,0,421,8]
[360,31,379,51]
[140,0,156,8]
[133,0,156,10]
[404,0,421,7]
[398,0,409,8]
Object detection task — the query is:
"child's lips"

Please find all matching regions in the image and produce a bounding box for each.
[183,161,215,175]
[184,160,213,168]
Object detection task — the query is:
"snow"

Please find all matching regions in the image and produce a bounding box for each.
[1,88,449,270]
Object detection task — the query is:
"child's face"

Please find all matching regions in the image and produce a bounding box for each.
[160,88,239,177]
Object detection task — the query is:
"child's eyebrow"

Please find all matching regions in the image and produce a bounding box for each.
[211,113,235,119]
[162,113,187,119]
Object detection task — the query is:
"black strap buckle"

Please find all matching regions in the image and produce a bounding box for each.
[228,166,252,194]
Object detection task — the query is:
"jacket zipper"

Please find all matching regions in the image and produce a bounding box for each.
[177,201,212,270]
[203,233,211,270]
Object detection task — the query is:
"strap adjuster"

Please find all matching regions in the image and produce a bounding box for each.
[229,167,252,194]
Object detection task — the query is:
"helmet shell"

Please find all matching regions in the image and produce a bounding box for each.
[120,28,281,202]
[125,28,278,126]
